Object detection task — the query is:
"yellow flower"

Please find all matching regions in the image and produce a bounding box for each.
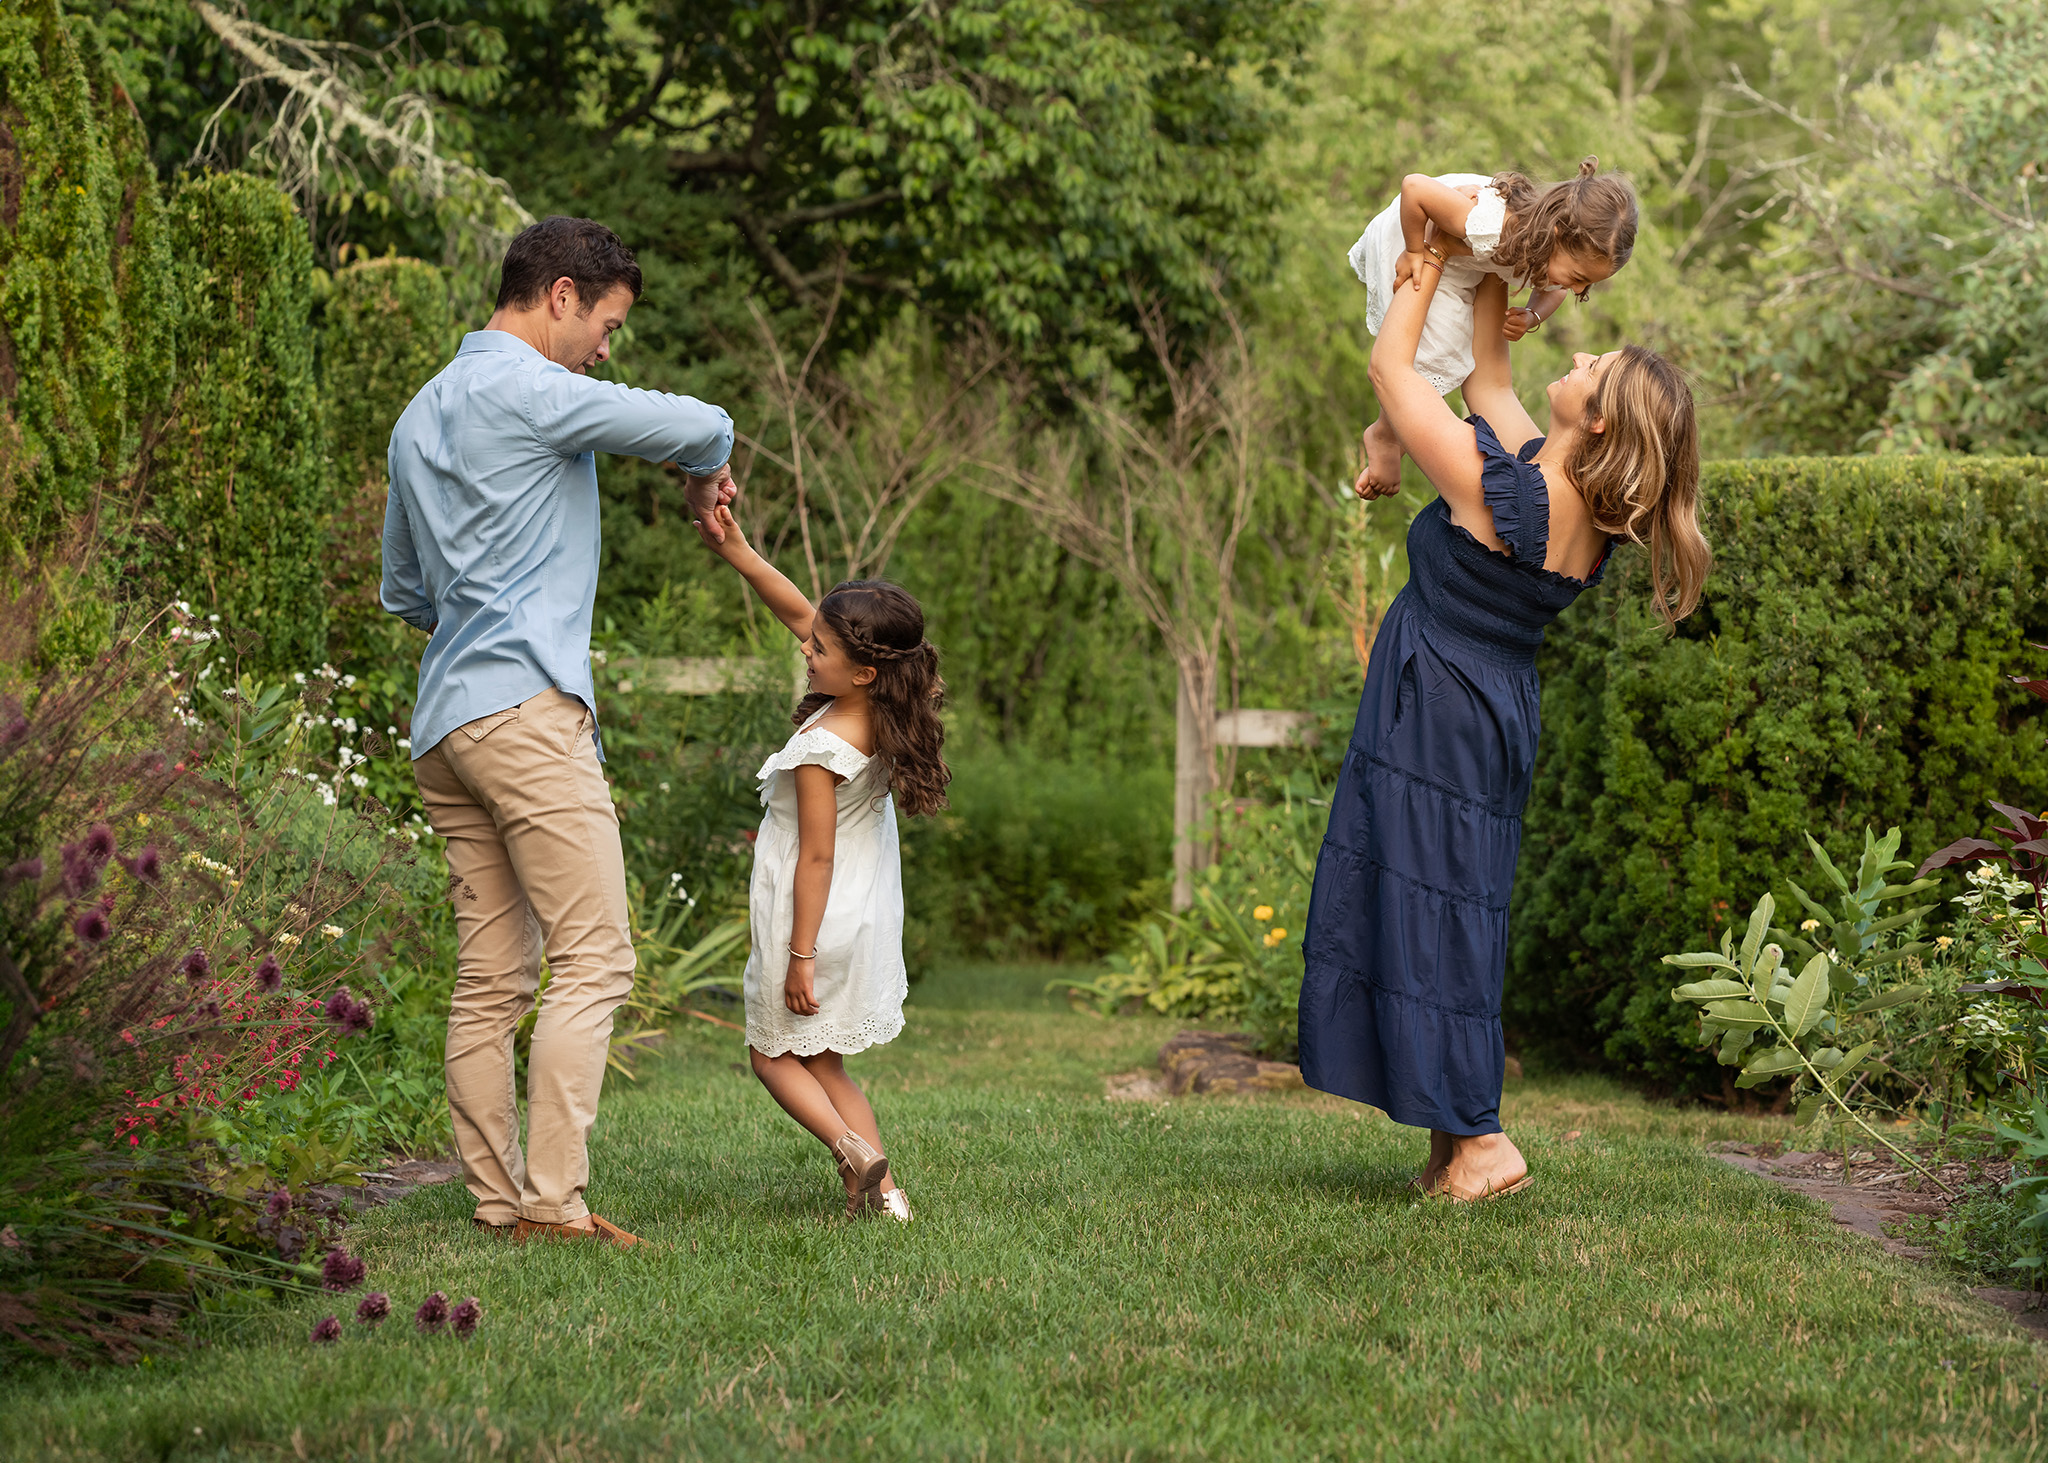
[1800,919,1820,932]
[1936,935,1954,950]
[1263,926,1288,947]
[1253,905,1274,922]
[320,924,345,940]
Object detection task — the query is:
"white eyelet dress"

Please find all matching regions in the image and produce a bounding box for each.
[1346,173,1524,396]
[742,701,908,1058]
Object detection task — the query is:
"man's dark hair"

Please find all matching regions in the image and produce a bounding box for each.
[494,216,644,313]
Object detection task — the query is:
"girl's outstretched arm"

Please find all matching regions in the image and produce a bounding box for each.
[697,503,815,642]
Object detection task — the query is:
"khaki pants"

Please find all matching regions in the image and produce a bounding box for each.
[414,689,636,1225]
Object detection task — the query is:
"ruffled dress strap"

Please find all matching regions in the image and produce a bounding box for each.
[1463,183,1508,261]
[755,726,872,801]
[1467,414,1549,564]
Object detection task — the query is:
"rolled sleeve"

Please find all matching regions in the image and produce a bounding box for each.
[526,368,734,473]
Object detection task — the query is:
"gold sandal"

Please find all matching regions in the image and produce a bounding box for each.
[869,1188,913,1223]
[833,1132,889,1215]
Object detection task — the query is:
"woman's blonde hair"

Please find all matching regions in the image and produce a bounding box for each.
[1565,345,1710,626]
[1491,157,1638,298]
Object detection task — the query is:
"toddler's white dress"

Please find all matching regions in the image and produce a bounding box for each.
[742,701,907,1058]
[1347,173,1524,396]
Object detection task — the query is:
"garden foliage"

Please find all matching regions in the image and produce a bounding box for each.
[1512,455,2048,1091]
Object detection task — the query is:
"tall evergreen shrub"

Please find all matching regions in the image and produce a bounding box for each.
[316,256,455,664]
[1509,456,2048,1091]
[0,0,172,562]
[152,171,329,671]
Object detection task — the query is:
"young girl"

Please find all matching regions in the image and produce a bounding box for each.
[1348,158,1639,498]
[700,504,949,1221]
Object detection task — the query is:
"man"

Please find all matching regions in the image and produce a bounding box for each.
[382,216,736,1245]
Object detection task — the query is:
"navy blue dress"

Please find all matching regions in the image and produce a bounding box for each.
[1299,417,1609,1135]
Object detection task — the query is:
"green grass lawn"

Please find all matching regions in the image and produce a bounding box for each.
[8,963,2047,1460]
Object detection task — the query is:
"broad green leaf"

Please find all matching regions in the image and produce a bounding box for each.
[1674,978,1749,1002]
[1753,944,1784,986]
[1783,952,1831,1038]
[1827,1042,1879,1086]
[1811,1046,1846,1069]
[1742,1045,1804,1077]
[1832,921,1862,957]
[1704,999,1772,1026]
[1860,943,1930,969]
[1861,906,1937,940]
[1663,953,1739,971]
[1807,834,1852,894]
[1741,895,1774,977]
[1876,878,1941,901]
[1849,985,1928,1014]
[1718,1026,1757,1065]
[1785,878,1834,927]
[1795,1094,1824,1126]
[1826,960,1861,995]
[1719,928,1735,961]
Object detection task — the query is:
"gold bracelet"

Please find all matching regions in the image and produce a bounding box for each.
[1423,242,1448,266]
[1419,257,1444,275]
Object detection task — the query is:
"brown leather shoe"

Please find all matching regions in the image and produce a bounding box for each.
[511,1214,645,1248]
[472,1217,516,1235]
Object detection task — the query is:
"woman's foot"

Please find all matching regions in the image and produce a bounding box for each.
[1356,417,1403,500]
[1417,1130,1455,1193]
[1436,1132,1530,1202]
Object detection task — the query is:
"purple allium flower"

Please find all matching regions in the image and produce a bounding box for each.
[414,1291,450,1334]
[59,842,101,896]
[1,857,41,890]
[449,1296,483,1340]
[72,908,110,944]
[118,845,163,884]
[84,824,116,864]
[320,1248,367,1292]
[180,947,210,979]
[355,1292,390,1326]
[255,955,282,993]
[323,987,354,1026]
[266,1188,293,1219]
[309,1315,341,1344]
[195,998,221,1022]
[340,998,374,1036]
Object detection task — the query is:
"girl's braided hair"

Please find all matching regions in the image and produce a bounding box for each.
[1489,157,1638,299]
[792,580,951,817]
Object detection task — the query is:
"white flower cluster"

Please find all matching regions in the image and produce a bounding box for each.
[1959,1003,2019,1042]
[668,871,697,908]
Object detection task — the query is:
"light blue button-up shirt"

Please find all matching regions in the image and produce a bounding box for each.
[381,330,733,760]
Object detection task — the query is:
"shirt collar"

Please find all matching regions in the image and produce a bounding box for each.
[458,330,548,359]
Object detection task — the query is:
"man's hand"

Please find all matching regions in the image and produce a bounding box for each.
[682,464,739,543]
[695,503,752,558]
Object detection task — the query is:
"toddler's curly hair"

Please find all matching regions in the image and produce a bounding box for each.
[1490,157,1638,299]
[792,580,951,816]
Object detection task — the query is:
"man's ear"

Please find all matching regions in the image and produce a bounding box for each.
[550,277,578,320]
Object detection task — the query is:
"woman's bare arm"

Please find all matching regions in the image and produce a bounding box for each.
[1461,276,1543,454]
[698,503,814,642]
[1366,260,1495,546]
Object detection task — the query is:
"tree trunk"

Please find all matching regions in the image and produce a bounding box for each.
[1172,651,1218,911]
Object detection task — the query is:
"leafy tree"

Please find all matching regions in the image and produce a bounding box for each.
[0,0,173,566]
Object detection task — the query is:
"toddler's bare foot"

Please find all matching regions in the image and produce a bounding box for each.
[1356,418,1403,500]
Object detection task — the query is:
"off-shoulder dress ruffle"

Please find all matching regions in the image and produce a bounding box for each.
[1297,417,1609,1134]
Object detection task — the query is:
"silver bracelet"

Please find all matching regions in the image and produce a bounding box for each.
[788,944,817,961]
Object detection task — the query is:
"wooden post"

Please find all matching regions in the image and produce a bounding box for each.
[1171,658,1217,912]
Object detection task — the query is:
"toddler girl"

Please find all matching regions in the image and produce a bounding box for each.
[701,504,950,1222]
[1348,158,1638,497]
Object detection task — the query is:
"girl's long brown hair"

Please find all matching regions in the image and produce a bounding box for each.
[1490,157,1638,297]
[1565,345,1710,627]
[793,580,951,816]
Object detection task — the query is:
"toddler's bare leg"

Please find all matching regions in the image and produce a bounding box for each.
[1357,415,1404,499]
[751,1046,855,1162]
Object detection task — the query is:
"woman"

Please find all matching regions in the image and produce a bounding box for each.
[1300,255,1711,1200]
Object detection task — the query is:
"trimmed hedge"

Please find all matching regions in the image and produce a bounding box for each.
[150,171,329,672]
[1508,456,2048,1091]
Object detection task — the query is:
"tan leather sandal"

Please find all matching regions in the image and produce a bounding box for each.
[832,1131,889,1214]
[868,1188,913,1223]
[511,1214,645,1247]
[1431,1172,1534,1203]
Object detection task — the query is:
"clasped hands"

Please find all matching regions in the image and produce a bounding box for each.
[676,464,740,545]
